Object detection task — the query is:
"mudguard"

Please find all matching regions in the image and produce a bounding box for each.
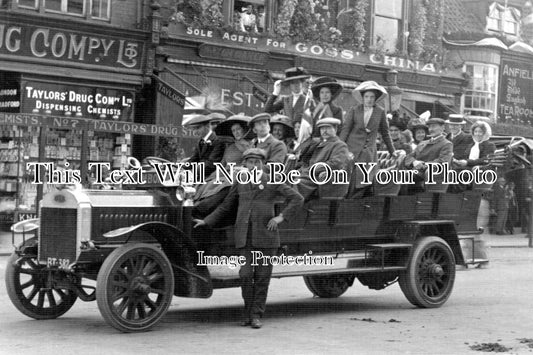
[394,220,466,265]
[104,222,213,298]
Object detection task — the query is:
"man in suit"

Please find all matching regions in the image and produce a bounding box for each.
[250,113,287,164]
[184,114,225,176]
[193,148,304,329]
[297,117,351,201]
[404,118,453,191]
[492,176,511,235]
[446,114,473,161]
[265,67,311,124]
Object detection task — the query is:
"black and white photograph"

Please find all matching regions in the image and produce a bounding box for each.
[1,0,533,353]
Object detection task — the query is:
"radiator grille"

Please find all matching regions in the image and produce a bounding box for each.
[39,208,78,263]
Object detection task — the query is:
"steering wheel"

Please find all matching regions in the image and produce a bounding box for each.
[141,156,173,167]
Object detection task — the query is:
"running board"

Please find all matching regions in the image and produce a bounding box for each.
[209,245,412,281]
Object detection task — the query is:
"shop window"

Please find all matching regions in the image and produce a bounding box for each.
[487,3,520,35]
[337,0,357,12]
[372,0,404,53]
[16,0,39,9]
[15,0,109,20]
[91,0,110,20]
[463,63,498,119]
[228,0,268,33]
[44,0,85,16]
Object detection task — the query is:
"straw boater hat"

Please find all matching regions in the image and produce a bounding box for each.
[352,81,388,103]
[445,114,466,125]
[269,114,295,138]
[249,112,271,127]
[281,67,310,84]
[316,117,341,128]
[214,114,251,137]
[242,148,267,161]
[311,77,343,100]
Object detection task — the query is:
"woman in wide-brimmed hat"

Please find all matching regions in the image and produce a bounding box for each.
[310,77,344,136]
[408,119,429,146]
[339,81,397,195]
[215,114,253,166]
[270,114,296,153]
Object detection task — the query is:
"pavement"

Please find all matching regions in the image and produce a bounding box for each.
[1,225,532,256]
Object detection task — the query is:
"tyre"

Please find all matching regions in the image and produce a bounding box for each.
[399,236,456,308]
[303,273,355,298]
[5,253,78,319]
[96,243,174,332]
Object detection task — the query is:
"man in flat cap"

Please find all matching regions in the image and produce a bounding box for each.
[250,113,287,164]
[193,148,304,329]
[297,117,351,201]
[185,114,225,176]
[404,117,453,191]
[265,67,311,124]
[445,114,473,162]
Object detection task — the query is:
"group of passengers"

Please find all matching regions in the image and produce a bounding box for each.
[184,67,497,216]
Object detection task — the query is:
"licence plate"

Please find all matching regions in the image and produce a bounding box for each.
[46,257,70,269]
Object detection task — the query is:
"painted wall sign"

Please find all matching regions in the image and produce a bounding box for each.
[198,43,269,65]
[0,112,184,137]
[21,81,134,120]
[154,76,186,107]
[0,83,20,112]
[499,59,533,124]
[0,22,143,70]
[170,24,440,74]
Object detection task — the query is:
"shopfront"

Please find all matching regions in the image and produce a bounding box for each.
[155,23,466,155]
[0,13,150,225]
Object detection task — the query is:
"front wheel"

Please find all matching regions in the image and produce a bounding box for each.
[399,236,456,308]
[303,273,355,298]
[96,243,174,332]
[5,253,78,319]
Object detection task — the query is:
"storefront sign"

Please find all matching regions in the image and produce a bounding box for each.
[21,81,134,120]
[0,82,20,112]
[172,24,439,74]
[154,76,186,107]
[0,112,184,137]
[0,22,143,70]
[198,43,269,65]
[499,59,533,124]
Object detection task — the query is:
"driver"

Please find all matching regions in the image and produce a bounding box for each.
[193,148,304,329]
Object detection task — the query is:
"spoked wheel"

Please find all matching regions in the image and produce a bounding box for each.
[5,253,78,319]
[303,273,355,298]
[399,236,456,308]
[96,243,174,332]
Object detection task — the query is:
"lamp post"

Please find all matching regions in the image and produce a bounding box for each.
[386,69,402,112]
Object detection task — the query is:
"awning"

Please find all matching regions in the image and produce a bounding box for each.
[0,60,144,86]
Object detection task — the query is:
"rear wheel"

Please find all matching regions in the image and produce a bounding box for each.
[303,273,355,298]
[96,243,174,332]
[5,253,78,319]
[399,236,456,308]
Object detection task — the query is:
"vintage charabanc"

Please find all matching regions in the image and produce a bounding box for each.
[5,136,531,332]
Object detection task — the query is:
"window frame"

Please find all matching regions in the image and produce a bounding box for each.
[90,0,111,20]
[43,0,86,17]
[16,0,39,9]
[487,3,520,35]
[462,63,499,120]
[370,0,407,53]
